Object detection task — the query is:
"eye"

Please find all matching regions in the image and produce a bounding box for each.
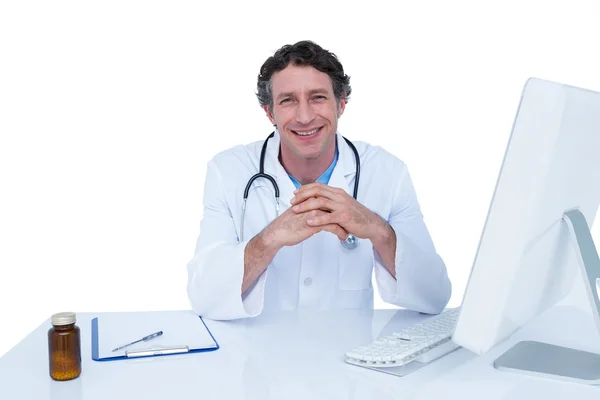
[280,98,291,104]
[313,95,327,100]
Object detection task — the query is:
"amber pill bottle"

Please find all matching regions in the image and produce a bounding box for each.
[48,312,81,381]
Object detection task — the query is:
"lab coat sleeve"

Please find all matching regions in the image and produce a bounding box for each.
[373,164,452,314]
[186,159,267,320]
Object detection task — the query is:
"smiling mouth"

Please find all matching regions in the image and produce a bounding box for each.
[292,127,322,137]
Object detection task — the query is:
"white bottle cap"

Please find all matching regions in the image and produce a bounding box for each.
[51,312,76,326]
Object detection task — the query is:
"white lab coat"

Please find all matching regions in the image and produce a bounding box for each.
[187,130,451,320]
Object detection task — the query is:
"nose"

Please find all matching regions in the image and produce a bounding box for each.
[295,99,316,125]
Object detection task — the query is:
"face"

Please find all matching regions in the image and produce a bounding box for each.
[264,64,345,161]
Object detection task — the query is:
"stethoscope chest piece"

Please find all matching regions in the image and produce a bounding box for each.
[341,234,359,250]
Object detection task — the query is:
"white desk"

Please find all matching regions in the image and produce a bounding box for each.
[1,304,600,399]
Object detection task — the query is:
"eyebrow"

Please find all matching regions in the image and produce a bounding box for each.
[276,88,330,101]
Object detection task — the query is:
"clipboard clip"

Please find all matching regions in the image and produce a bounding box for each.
[125,345,190,358]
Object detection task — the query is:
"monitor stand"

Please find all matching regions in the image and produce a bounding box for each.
[493,209,600,384]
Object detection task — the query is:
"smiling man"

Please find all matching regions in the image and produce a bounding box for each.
[186,40,452,320]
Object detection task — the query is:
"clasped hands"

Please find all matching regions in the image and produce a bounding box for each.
[263,182,389,249]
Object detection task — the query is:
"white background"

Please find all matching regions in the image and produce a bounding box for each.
[1,1,600,358]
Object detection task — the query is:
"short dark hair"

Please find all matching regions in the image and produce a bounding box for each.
[256,40,352,112]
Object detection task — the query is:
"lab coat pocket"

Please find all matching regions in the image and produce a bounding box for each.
[338,240,374,291]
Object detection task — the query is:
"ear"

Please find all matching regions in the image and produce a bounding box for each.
[263,105,276,125]
[337,94,347,117]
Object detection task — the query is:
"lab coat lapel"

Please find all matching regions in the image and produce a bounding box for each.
[327,132,358,197]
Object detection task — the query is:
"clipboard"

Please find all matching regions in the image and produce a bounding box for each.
[91,310,219,361]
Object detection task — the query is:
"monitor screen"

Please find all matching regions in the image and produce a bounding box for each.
[452,77,600,355]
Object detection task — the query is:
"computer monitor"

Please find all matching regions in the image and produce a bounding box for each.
[452,77,600,383]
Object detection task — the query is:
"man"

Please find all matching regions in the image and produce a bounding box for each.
[187,40,451,320]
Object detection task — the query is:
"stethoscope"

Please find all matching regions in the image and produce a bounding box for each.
[241,131,361,250]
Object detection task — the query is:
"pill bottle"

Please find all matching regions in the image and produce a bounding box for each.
[48,312,81,381]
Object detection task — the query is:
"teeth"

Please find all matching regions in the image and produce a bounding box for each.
[295,128,319,136]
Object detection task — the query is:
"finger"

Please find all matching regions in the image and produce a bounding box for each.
[290,183,346,205]
[318,223,348,242]
[306,209,352,229]
[293,182,340,199]
[292,196,341,214]
[305,211,351,227]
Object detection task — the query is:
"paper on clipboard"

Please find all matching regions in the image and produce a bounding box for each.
[93,310,218,360]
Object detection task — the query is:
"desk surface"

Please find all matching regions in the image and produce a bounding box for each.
[1,304,600,399]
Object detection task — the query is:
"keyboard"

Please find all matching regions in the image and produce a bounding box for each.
[345,308,460,368]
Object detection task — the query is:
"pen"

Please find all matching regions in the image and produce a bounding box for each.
[112,331,163,352]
